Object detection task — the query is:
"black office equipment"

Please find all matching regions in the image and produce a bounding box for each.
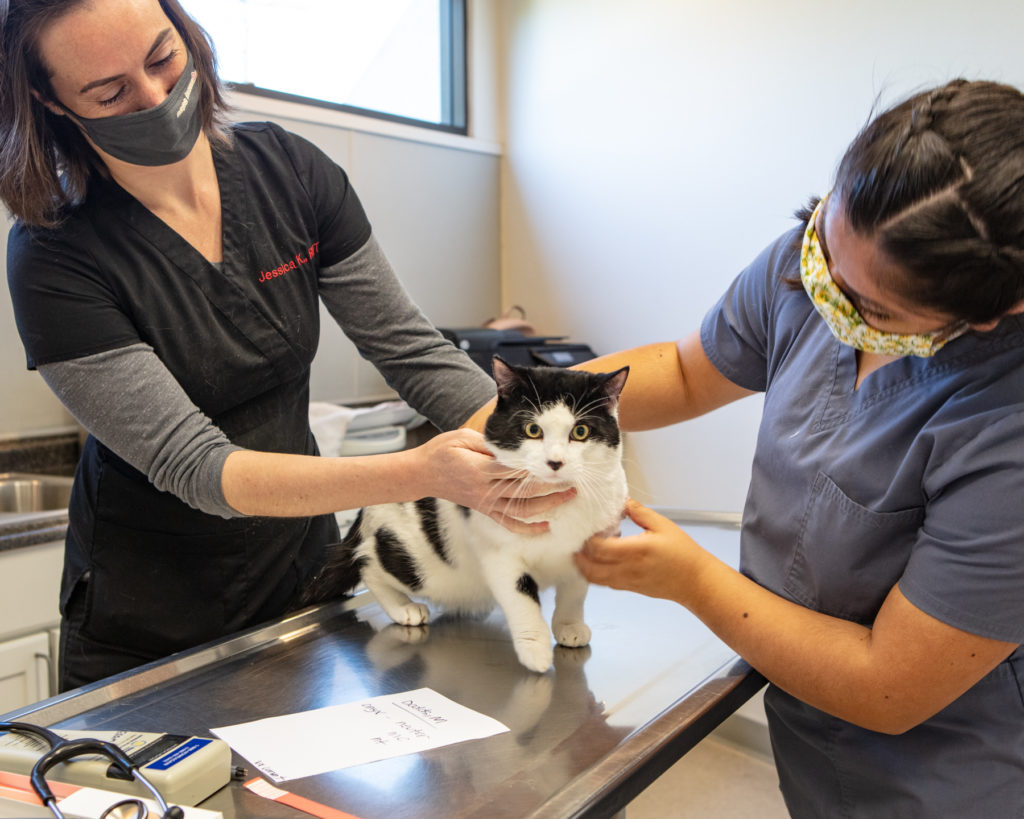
[439,328,596,376]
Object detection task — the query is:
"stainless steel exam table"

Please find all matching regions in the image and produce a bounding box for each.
[3,515,765,818]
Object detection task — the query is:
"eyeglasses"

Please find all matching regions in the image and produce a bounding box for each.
[0,721,183,819]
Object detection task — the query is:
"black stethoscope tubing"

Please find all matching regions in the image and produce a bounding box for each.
[0,721,183,818]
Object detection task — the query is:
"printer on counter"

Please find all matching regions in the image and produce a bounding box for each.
[439,328,597,376]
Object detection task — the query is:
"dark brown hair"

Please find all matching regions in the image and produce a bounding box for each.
[829,79,1024,324]
[0,0,231,227]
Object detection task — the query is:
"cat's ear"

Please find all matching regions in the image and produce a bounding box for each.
[491,356,525,399]
[598,366,629,405]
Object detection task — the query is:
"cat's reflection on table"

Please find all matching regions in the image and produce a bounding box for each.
[327,606,630,813]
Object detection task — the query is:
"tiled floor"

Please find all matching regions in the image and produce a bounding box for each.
[626,724,790,818]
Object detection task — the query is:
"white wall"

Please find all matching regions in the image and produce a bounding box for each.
[497,0,1024,512]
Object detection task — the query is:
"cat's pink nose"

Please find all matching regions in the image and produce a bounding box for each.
[547,460,564,471]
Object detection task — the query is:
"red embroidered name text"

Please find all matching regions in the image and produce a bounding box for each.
[258,242,320,283]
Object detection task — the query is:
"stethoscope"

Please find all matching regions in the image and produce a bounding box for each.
[0,721,184,819]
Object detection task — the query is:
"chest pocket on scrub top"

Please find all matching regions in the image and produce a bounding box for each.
[784,471,924,623]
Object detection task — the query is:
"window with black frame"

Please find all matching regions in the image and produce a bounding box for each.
[180,0,467,134]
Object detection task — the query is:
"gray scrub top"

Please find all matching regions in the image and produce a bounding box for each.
[700,226,1024,818]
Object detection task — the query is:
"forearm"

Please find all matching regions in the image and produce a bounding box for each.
[40,345,421,519]
[677,547,884,727]
[221,447,426,517]
[222,431,577,532]
[577,342,691,430]
[579,503,1017,734]
[681,547,1019,734]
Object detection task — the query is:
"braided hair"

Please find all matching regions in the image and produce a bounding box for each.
[833,79,1024,324]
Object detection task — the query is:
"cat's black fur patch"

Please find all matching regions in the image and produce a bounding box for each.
[516,573,540,603]
[297,510,366,606]
[377,527,423,591]
[415,497,451,565]
[485,361,624,451]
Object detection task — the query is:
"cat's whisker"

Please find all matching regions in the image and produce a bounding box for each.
[572,396,607,419]
[511,407,535,424]
[573,471,603,501]
[475,467,548,520]
[478,475,524,510]
[526,378,545,415]
[624,485,657,504]
[617,454,643,474]
[523,396,545,419]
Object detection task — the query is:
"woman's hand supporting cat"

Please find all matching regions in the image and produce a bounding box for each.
[575,500,698,600]
[412,428,577,534]
[576,499,1017,734]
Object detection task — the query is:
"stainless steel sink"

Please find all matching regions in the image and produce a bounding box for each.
[0,472,74,514]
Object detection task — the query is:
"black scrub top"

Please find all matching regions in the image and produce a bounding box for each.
[7,122,372,661]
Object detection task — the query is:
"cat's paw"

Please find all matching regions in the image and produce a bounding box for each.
[504,675,555,730]
[553,643,592,667]
[390,602,431,626]
[513,635,554,673]
[553,621,591,648]
[389,624,431,644]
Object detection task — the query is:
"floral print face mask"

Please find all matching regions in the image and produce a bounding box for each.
[799,197,966,357]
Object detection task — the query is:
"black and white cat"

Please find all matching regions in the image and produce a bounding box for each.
[301,357,629,672]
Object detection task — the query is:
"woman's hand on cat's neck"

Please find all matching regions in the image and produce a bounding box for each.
[410,429,577,534]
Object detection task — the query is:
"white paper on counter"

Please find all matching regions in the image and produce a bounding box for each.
[211,688,509,782]
[57,788,221,818]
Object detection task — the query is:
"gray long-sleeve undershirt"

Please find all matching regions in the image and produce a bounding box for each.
[37,234,496,519]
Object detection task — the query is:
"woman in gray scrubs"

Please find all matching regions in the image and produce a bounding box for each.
[0,0,568,688]
[576,80,1024,816]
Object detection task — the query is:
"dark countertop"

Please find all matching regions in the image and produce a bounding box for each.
[0,510,68,553]
[0,431,79,477]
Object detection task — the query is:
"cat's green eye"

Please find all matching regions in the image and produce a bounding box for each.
[571,424,590,441]
[524,422,543,439]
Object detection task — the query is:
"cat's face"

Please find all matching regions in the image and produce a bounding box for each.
[484,359,629,483]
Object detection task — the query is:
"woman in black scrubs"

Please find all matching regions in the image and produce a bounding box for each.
[0,0,569,689]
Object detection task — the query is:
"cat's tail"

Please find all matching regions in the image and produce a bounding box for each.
[296,510,367,607]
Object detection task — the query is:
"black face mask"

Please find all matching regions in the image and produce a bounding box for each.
[63,52,203,166]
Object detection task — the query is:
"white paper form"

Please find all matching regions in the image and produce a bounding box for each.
[57,789,222,819]
[211,688,509,782]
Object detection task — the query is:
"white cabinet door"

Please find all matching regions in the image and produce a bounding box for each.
[0,540,63,643]
[0,631,51,715]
